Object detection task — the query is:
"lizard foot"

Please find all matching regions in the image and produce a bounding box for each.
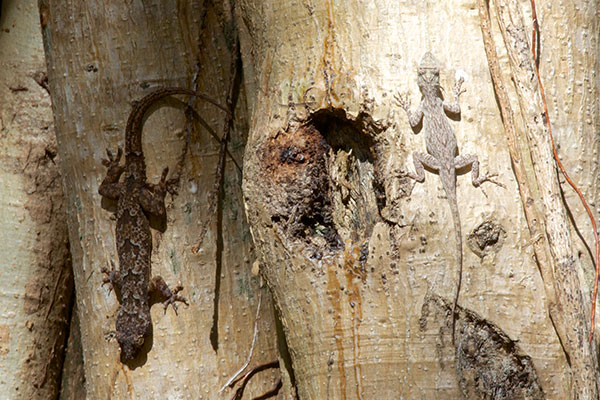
[454,77,466,98]
[406,170,425,183]
[101,147,124,174]
[474,173,505,189]
[157,167,180,196]
[150,276,189,315]
[393,91,411,112]
[162,286,188,315]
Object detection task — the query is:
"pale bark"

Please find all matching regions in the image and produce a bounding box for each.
[239,0,597,398]
[41,1,283,398]
[36,0,600,397]
[490,1,598,397]
[0,0,72,398]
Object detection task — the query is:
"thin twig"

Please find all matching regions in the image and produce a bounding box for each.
[169,64,203,188]
[251,378,282,400]
[192,36,241,253]
[530,0,539,63]
[166,64,238,192]
[218,291,263,393]
[228,360,280,400]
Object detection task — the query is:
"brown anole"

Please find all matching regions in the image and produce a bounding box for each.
[395,53,499,343]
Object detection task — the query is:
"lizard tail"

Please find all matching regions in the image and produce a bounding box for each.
[449,196,462,345]
[125,87,229,155]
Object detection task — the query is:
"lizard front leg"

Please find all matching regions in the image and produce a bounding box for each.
[394,92,424,128]
[443,77,465,115]
[150,276,188,314]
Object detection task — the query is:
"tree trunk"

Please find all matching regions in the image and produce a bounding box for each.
[38,0,599,397]
[41,1,285,398]
[0,1,72,398]
[239,0,598,398]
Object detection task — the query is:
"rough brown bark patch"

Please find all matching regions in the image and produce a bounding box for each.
[258,108,381,259]
[260,121,340,254]
[467,219,506,258]
[421,294,544,399]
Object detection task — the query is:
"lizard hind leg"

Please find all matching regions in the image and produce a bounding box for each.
[454,154,504,188]
[408,152,440,182]
[150,276,188,315]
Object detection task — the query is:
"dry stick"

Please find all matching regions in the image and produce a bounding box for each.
[219,292,263,393]
[491,0,597,397]
[230,360,279,388]
[251,378,282,400]
[192,37,240,253]
[170,65,206,188]
[228,360,280,400]
[169,109,240,195]
[166,78,236,192]
[527,0,600,343]
[191,52,241,351]
[476,0,566,347]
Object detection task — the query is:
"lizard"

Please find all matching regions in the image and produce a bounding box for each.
[99,87,227,360]
[394,52,497,344]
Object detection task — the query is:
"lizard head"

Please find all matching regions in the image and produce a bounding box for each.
[417,52,440,95]
[116,312,151,360]
[118,332,145,360]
